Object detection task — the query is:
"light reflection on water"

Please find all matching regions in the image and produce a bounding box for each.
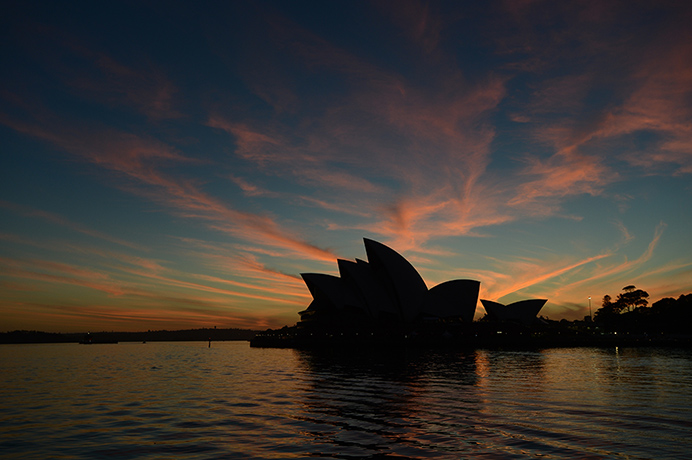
[1,342,690,459]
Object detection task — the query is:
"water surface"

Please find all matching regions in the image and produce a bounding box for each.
[1,342,690,459]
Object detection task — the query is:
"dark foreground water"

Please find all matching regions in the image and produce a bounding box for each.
[1,342,690,459]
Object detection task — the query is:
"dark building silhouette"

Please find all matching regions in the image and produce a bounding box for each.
[480,299,547,326]
[299,238,544,328]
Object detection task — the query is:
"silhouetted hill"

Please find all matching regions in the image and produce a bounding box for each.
[0,330,74,344]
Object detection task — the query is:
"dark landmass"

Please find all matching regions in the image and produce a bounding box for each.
[0,328,259,344]
[252,293,692,350]
[250,321,692,350]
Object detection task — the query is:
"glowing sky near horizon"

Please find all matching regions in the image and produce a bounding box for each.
[2,1,691,332]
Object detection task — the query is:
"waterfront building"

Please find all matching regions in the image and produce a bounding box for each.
[299,238,480,326]
[480,299,548,326]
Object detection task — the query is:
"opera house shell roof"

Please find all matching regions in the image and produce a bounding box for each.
[300,238,481,325]
[480,299,547,326]
[299,238,547,328]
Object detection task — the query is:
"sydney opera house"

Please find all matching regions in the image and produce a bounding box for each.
[297,238,546,329]
[481,299,548,327]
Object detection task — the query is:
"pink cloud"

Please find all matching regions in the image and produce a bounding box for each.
[229,175,276,197]
[0,257,132,297]
[508,149,611,214]
[209,116,387,196]
[600,41,692,173]
[482,252,612,301]
[121,266,306,305]
[1,108,337,263]
[211,15,510,251]
[503,2,692,182]
[207,118,288,166]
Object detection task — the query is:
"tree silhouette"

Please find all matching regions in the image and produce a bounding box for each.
[594,286,650,324]
[617,285,649,312]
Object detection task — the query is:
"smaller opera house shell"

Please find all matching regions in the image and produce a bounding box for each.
[299,238,547,329]
[480,299,547,327]
[299,238,481,326]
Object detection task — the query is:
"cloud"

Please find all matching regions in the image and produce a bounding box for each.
[1,300,274,331]
[482,252,612,301]
[376,0,444,55]
[208,118,288,166]
[0,257,132,297]
[23,23,182,120]
[208,117,387,196]
[71,51,181,120]
[501,1,692,179]
[0,244,309,330]
[0,201,145,250]
[613,220,635,245]
[538,222,668,309]
[508,149,611,214]
[210,11,511,251]
[1,105,337,263]
[229,175,277,197]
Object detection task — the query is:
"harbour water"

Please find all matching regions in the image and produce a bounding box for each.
[1,342,691,459]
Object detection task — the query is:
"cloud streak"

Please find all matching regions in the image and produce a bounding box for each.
[0,106,337,263]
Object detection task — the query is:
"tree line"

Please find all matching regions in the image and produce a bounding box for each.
[594,285,692,333]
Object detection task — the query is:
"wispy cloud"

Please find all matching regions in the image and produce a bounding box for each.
[20,23,182,120]
[559,222,667,291]
[0,201,144,250]
[482,252,612,301]
[2,300,273,331]
[0,257,132,297]
[229,175,277,197]
[210,10,510,251]
[508,150,611,215]
[0,106,337,263]
[376,0,444,56]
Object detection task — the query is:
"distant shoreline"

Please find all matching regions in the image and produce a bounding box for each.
[0,328,260,344]
[250,333,692,350]
[250,323,692,350]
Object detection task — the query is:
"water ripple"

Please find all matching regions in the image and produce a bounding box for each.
[1,343,691,459]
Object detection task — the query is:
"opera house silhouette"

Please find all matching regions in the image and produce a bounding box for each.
[481,299,548,327]
[298,238,546,329]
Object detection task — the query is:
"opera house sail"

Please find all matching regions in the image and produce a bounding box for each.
[480,299,547,327]
[299,238,482,327]
[251,237,550,347]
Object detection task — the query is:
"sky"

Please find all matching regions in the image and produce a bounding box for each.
[2,0,691,333]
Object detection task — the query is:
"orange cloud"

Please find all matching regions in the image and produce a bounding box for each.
[508,149,611,215]
[482,252,612,301]
[0,257,132,297]
[1,301,275,332]
[554,222,667,294]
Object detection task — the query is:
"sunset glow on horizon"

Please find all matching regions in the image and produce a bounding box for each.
[2,1,691,332]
